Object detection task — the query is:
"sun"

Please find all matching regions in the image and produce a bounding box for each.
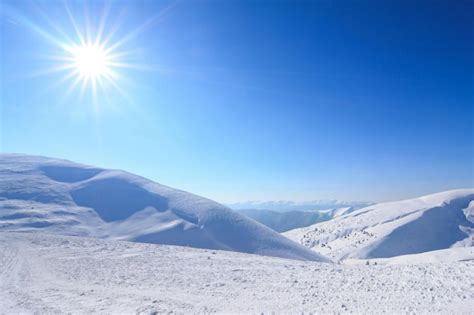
[14,0,172,108]
[61,38,120,94]
[69,43,112,80]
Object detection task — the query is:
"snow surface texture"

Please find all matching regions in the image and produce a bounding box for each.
[1,232,473,314]
[284,189,474,261]
[0,154,327,262]
[237,207,358,232]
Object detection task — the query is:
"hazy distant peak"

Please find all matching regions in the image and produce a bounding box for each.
[227,200,373,212]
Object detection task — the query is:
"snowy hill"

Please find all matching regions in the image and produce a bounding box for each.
[1,232,473,314]
[0,154,327,262]
[284,189,474,260]
[237,207,358,232]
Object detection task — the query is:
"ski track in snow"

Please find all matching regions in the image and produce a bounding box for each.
[1,232,473,314]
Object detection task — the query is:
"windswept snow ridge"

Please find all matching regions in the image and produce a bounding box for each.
[0,154,327,262]
[285,189,474,260]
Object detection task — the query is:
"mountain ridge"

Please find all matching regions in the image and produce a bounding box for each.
[284,189,474,260]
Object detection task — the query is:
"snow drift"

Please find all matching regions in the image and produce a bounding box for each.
[0,154,328,262]
[284,189,474,260]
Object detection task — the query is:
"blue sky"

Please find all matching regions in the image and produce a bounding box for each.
[1,0,473,203]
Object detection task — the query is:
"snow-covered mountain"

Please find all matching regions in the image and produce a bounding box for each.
[284,189,474,261]
[237,207,358,232]
[227,199,373,212]
[0,154,328,262]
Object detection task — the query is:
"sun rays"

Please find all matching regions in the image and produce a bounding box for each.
[44,2,138,109]
[3,0,178,114]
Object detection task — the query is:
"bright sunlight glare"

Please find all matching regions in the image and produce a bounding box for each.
[12,0,169,112]
[70,43,111,79]
[58,37,121,105]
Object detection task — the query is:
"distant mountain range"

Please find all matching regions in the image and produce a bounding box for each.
[227,200,373,212]
[236,207,357,232]
[228,200,373,232]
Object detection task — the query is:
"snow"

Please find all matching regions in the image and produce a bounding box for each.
[284,189,474,260]
[2,154,473,313]
[1,231,473,314]
[342,247,474,266]
[0,153,327,262]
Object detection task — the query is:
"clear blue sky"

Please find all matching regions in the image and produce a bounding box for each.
[1,0,473,203]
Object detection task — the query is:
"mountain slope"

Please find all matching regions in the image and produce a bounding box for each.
[0,153,328,262]
[284,189,474,260]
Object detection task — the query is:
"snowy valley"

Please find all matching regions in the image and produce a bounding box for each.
[1,154,473,313]
[234,206,365,232]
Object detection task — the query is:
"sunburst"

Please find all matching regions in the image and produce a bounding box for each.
[59,38,121,100]
[5,0,178,113]
[50,3,131,103]
[68,43,112,81]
